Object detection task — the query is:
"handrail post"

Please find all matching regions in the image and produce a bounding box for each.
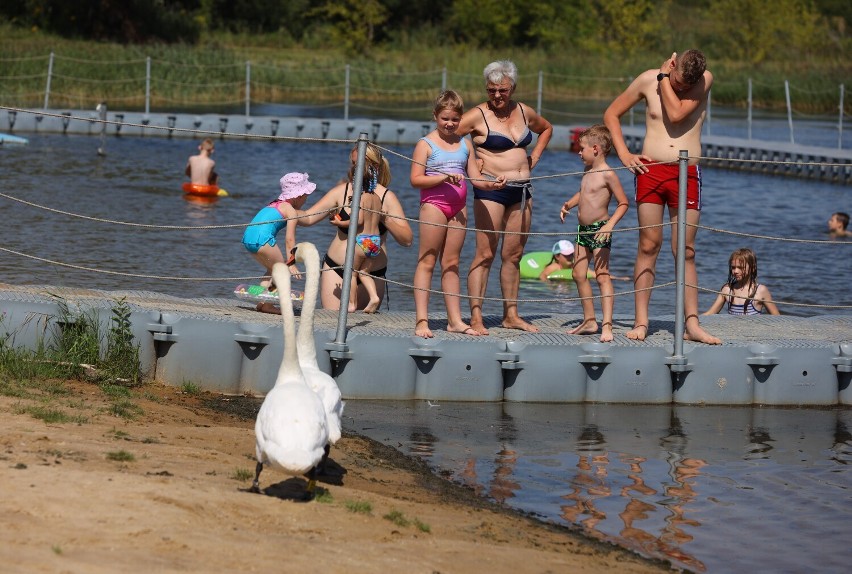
[332,132,369,346]
[44,51,54,110]
[673,150,688,359]
[145,56,151,116]
[537,70,543,115]
[344,64,350,121]
[245,60,251,119]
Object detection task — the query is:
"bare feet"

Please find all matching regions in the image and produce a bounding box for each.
[447,323,480,337]
[600,322,613,343]
[568,318,599,336]
[502,317,539,333]
[415,318,433,338]
[255,302,280,314]
[363,296,381,314]
[469,320,490,336]
[626,324,648,341]
[684,323,722,345]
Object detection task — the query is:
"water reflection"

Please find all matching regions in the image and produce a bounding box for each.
[345,401,852,573]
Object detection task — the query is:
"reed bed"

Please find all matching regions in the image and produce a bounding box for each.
[0,25,848,117]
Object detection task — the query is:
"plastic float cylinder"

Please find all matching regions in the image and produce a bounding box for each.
[581,342,672,403]
[152,313,243,393]
[748,343,839,406]
[502,340,587,402]
[329,332,416,399]
[409,337,505,402]
[234,321,280,395]
[672,344,753,405]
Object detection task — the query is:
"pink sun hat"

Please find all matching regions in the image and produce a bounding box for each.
[552,240,575,256]
[278,172,316,201]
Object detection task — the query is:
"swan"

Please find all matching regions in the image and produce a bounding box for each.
[293,242,344,470]
[251,261,328,499]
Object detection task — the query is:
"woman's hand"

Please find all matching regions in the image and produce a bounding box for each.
[489,175,507,190]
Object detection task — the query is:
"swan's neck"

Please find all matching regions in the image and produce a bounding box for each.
[272,263,301,383]
[297,246,319,359]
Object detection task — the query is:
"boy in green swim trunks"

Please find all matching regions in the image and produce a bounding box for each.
[559,125,629,342]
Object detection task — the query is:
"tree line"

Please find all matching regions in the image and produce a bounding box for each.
[1,0,849,65]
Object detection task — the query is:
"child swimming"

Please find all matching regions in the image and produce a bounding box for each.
[702,248,780,316]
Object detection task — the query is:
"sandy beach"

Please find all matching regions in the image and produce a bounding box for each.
[0,378,671,573]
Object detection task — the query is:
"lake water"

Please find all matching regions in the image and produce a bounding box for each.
[0,133,849,318]
[1,132,851,572]
[344,400,852,573]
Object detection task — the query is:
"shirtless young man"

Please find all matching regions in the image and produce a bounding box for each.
[603,49,721,345]
[185,138,218,185]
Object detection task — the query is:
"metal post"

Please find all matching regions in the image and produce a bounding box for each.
[441,67,447,92]
[785,80,794,144]
[344,64,350,121]
[96,102,108,156]
[333,133,369,345]
[747,78,753,140]
[145,57,151,115]
[43,51,54,109]
[673,151,688,360]
[537,70,543,115]
[839,84,845,150]
[245,61,251,119]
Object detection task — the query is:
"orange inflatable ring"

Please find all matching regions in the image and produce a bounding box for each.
[182,182,223,196]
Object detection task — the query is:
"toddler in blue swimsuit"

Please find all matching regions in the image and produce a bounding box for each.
[242,172,316,300]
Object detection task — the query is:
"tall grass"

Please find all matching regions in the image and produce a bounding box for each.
[0,297,143,385]
[1,24,848,116]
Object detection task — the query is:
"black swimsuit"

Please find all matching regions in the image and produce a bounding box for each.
[473,104,534,206]
[326,183,390,281]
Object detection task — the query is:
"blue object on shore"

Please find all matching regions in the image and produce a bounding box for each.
[0,133,29,145]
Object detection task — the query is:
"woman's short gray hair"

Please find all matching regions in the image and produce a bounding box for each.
[483,60,517,87]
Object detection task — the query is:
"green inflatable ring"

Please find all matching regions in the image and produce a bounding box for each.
[519,251,592,281]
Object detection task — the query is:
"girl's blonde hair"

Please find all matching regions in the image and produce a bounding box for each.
[348,142,391,189]
[726,248,759,306]
[434,90,464,116]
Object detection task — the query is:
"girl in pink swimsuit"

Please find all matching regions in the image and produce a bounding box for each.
[410,90,505,338]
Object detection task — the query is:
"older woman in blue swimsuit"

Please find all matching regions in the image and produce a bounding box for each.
[457,60,553,334]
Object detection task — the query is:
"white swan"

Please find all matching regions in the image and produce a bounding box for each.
[252,261,328,499]
[294,242,344,469]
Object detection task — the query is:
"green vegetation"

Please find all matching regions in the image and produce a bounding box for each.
[383,509,431,532]
[106,450,136,462]
[230,467,254,482]
[0,1,849,114]
[0,298,147,423]
[179,381,202,395]
[0,297,142,385]
[344,499,373,514]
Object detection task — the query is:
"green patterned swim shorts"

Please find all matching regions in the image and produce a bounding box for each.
[577,220,611,250]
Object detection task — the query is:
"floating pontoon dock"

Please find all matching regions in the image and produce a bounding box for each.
[4,109,851,183]
[1,283,849,406]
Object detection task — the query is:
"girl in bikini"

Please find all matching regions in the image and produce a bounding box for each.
[410,90,506,338]
[702,248,780,316]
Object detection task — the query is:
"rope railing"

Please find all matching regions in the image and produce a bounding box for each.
[1,116,849,313]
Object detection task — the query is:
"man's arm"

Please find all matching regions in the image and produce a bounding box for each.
[603,74,652,174]
[659,53,713,123]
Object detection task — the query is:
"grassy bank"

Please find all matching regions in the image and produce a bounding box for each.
[0,25,848,116]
